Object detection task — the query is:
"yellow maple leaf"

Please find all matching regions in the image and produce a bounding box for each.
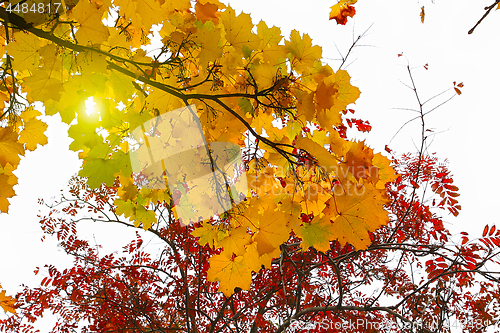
[219,226,251,256]
[163,0,191,13]
[117,173,138,201]
[191,223,227,248]
[253,209,290,258]
[0,127,25,168]
[220,6,261,54]
[135,0,164,32]
[241,241,263,273]
[23,70,63,103]
[316,79,338,111]
[195,0,225,24]
[332,70,361,111]
[114,0,136,23]
[19,118,48,151]
[285,30,322,72]
[372,153,398,189]
[207,252,253,296]
[299,182,331,216]
[256,20,283,49]
[71,0,110,45]
[0,163,18,186]
[133,205,157,230]
[295,89,315,121]
[295,137,339,173]
[5,32,40,71]
[329,183,389,249]
[195,22,223,66]
[0,173,16,213]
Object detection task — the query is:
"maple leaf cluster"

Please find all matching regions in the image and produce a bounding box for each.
[0,0,499,332]
[0,0,399,297]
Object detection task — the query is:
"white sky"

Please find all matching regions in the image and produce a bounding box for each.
[1,0,500,329]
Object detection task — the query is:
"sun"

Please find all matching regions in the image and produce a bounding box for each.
[85,96,97,116]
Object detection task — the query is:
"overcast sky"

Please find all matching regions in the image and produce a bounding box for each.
[1,0,499,329]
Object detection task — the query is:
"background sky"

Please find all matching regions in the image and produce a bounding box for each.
[1,0,499,330]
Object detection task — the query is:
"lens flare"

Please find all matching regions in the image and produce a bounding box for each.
[85,97,97,116]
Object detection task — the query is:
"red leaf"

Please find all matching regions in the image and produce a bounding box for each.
[483,225,489,238]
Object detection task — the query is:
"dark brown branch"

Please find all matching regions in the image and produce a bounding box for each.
[469,0,500,34]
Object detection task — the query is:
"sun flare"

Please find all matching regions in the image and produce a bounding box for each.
[85,96,97,116]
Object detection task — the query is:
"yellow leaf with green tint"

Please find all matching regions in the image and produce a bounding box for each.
[134,0,164,32]
[79,157,120,188]
[297,215,337,252]
[191,223,226,248]
[285,30,322,71]
[5,32,40,71]
[115,199,136,218]
[133,205,156,230]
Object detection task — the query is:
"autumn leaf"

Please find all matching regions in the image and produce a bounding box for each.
[23,70,63,103]
[195,0,225,24]
[207,252,253,296]
[220,6,261,54]
[342,140,374,181]
[285,30,322,71]
[133,205,156,230]
[115,198,136,218]
[295,137,339,173]
[117,173,138,201]
[195,21,223,66]
[0,173,16,213]
[0,163,18,213]
[0,127,25,168]
[219,226,251,256]
[253,209,290,258]
[191,222,226,248]
[5,32,40,70]
[329,0,357,25]
[297,215,337,252]
[0,286,16,314]
[372,153,398,189]
[71,0,110,44]
[329,183,389,249]
[79,157,120,188]
[19,118,48,151]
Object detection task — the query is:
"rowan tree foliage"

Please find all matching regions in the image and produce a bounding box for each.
[0,0,499,332]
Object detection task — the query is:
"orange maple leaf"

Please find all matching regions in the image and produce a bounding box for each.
[329,0,357,25]
[0,285,16,314]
